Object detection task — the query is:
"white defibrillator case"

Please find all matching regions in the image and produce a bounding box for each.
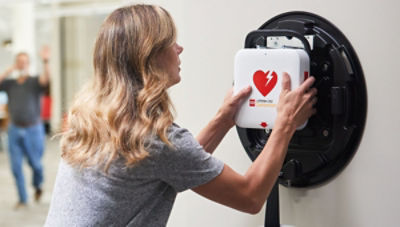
[234,48,310,130]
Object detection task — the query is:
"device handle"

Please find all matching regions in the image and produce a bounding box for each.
[245,29,312,55]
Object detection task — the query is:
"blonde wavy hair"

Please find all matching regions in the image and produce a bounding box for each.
[61,4,177,170]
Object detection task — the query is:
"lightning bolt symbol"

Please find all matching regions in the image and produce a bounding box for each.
[265,71,273,86]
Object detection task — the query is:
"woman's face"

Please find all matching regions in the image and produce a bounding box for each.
[157,42,183,87]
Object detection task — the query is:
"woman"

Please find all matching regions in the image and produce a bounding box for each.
[45,4,317,226]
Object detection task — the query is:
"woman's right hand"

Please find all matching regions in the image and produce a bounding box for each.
[275,72,317,133]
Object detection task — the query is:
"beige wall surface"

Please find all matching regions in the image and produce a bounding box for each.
[15,0,398,226]
[146,0,400,226]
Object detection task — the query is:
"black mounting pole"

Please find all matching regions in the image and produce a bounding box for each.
[265,180,280,227]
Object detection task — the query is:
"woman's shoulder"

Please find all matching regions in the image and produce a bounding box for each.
[166,123,203,153]
[168,123,196,143]
[146,123,198,153]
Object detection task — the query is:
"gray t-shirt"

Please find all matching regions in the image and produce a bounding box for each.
[0,77,45,125]
[45,124,224,227]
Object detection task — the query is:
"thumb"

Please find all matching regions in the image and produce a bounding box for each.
[233,86,252,104]
[281,72,291,91]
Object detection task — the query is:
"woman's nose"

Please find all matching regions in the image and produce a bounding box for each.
[177,44,183,54]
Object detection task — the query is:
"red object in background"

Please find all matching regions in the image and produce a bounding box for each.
[41,95,52,121]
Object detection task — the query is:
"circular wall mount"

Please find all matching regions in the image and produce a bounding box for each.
[236,11,367,187]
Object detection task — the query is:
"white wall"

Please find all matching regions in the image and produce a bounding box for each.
[45,0,400,226]
[147,0,264,226]
[61,15,104,111]
[150,0,400,226]
[12,2,36,74]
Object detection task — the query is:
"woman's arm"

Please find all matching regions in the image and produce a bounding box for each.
[193,73,317,214]
[196,86,251,154]
[193,126,292,214]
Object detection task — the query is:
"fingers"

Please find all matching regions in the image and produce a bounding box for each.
[304,89,318,109]
[306,96,318,118]
[281,72,291,91]
[299,76,316,93]
[308,108,317,118]
[309,88,318,97]
[233,86,251,104]
[310,96,318,105]
[219,86,252,127]
[304,88,318,101]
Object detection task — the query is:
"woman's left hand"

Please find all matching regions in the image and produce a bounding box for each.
[216,86,252,129]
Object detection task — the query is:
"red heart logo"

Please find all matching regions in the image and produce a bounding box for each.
[253,70,278,97]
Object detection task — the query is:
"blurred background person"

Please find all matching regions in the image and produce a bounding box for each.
[0,91,8,152]
[0,46,50,209]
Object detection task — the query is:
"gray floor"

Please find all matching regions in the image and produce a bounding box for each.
[0,136,60,227]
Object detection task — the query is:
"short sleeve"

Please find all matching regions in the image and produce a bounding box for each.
[157,126,224,192]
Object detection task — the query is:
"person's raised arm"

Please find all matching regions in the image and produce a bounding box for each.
[39,46,51,86]
[0,64,15,84]
[193,73,317,214]
[196,86,251,154]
